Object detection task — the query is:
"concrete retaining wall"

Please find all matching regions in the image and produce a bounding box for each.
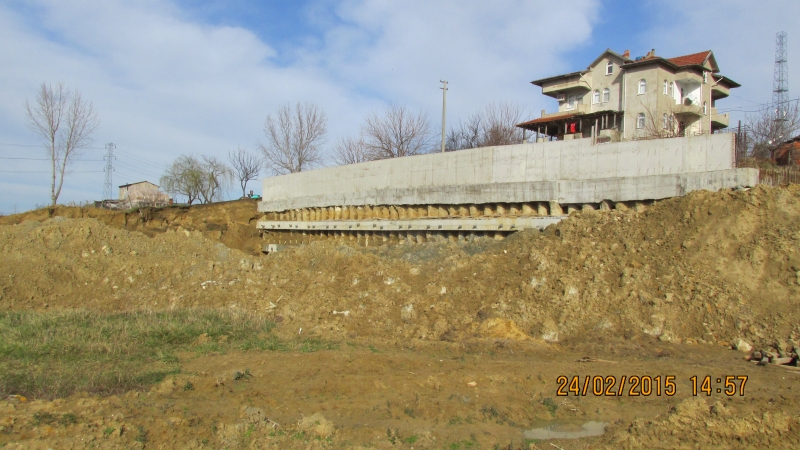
[259,134,746,212]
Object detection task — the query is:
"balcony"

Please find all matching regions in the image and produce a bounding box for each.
[711,108,729,128]
[673,100,702,117]
[541,78,591,96]
[540,104,590,119]
[711,84,730,99]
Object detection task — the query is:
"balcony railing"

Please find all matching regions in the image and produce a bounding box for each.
[541,78,591,96]
[673,102,703,117]
[540,104,590,119]
[710,108,729,128]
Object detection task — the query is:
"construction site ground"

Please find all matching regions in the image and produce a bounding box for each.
[1,186,800,449]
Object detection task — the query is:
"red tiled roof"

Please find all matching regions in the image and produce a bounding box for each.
[517,113,578,128]
[667,51,711,67]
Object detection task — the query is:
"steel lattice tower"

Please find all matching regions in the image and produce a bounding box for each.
[103,143,115,200]
[773,31,789,138]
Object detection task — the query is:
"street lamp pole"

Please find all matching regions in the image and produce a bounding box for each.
[440,80,448,153]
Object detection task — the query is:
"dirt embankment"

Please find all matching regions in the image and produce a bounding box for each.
[0,198,263,255]
[2,185,799,349]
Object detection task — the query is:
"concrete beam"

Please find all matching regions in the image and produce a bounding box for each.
[257,216,566,232]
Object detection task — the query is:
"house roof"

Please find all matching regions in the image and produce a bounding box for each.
[119,181,159,188]
[587,48,632,70]
[713,74,742,88]
[532,49,727,89]
[530,70,588,87]
[667,50,712,67]
[516,113,579,128]
[624,50,720,73]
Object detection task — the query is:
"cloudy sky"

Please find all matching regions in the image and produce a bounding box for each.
[1,0,798,213]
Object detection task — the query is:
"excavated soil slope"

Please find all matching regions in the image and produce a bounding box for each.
[2,185,800,449]
[0,198,263,255]
[2,185,799,348]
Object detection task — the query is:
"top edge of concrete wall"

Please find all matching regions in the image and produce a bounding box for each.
[259,134,737,211]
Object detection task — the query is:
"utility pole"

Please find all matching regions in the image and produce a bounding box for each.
[103,142,115,201]
[440,80,448,153]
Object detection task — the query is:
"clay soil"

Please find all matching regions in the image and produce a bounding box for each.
[2,186,800,449]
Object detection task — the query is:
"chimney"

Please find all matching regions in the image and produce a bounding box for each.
[650,48,656,58]
[541,109,546,118]
[623,49,630,59]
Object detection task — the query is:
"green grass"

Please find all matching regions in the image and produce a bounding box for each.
[0,309,336,399]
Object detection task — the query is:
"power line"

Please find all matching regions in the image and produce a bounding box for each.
[115,148,166,170]
[0,142,107,150]
[115,160,162,178]
[0,156,104,161]
[0,170,104,174]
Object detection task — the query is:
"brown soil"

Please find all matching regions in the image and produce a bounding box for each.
[2,185,800,448]
[0,198,264,255]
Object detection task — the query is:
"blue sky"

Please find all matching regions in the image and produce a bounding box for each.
[1,0,798,213]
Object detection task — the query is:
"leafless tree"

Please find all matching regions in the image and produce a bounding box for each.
[745,101,800,160]
[25,82,100,206]
[446,102,528,151]
[638,102,681,140]
[362,105,433,159]
[259,102,327,175]
[332,134,374,165]
[197,156,232,203]
[228,146,261,198]
[161,155,232,205]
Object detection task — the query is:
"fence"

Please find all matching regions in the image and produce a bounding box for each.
[757,166,800,186]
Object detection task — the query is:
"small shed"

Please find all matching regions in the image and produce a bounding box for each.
[118,181,170,208]
[773,136,800,166]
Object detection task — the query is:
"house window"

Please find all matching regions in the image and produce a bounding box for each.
[703,101,708,115]
[606,61,613,75]
[663,79,668,95]
[663,113,668,130]
[603,88,610,102]
[567,94,576,109]
[593,90,600,104]
[668,82,674,98]
[638,79,647,95]
[703,71,708,83]
[637,113,645,129]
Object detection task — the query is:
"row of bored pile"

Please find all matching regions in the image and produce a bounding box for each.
[262,200,651,222]
[263,229,513,246]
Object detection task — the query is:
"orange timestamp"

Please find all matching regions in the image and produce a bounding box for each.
[556,375,748,397]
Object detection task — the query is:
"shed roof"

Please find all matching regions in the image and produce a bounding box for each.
[119,181,159,188]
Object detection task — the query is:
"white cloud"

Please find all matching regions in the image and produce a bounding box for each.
[0,0,600,213]
[640,0,800,121]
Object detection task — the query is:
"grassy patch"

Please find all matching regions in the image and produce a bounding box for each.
[0,309,334,399]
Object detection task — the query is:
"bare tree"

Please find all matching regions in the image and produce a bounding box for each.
[259,102,327,175]
[197,156,232,203]
[161,155,232,205]
[332,134,373,165]
[639,102,681,140]
[362,105,433,159]
[446,102,528,151]
[228,147,261,198]
[25,82,100,206]
[745,101,800,160]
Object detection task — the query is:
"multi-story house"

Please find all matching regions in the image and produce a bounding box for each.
[517,49,740,142]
